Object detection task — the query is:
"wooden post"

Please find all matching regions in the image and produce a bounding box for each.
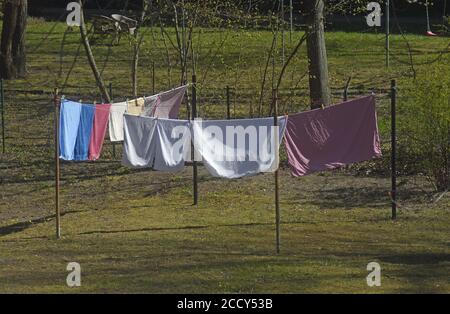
[443,0,447,26]
[226,86,231,120]
[426,1,432,33]
[385,0,390,68]
[391,80,397,219]
[1,79,5,154]
[108,82,113,101]
[289,0,293,43]
[192,75,198,205]
[281,0,285,65]
[152,61,156,95]
[109,82,116,159]
[273,89,280,254]
[54,88,61,239]
[343,76,351,102]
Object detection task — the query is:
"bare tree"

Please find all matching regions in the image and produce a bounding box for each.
[78,0,110,102]
[0,0,27,79]
[131,0,150,98]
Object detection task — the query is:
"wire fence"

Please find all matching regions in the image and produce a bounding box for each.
[1,80,397,162]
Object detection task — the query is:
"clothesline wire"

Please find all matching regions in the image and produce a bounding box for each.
[58,89,392,106]
[61,99,113,113]
[105,85,189,106]
[8,79,400,99]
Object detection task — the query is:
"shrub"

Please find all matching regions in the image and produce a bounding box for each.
[398,62,450,191]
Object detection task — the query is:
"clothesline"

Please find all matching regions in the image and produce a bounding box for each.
[109,85,188,142]
[121,115,288,179]
[61,96,111,113]
[117,95,381,179]
[50,78,399,246]
[60,94,382,176]
[111,84,189,104]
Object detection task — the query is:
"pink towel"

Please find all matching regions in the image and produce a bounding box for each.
[88,104,111,161]
[284,96,382,176]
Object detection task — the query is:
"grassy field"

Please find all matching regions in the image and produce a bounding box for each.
[0,19,449,293]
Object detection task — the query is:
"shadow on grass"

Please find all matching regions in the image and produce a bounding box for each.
[379,253,450,265]
[77,221,311,237]
[301,186,428,210]
[0,210,84,237]
[79,225,209,235]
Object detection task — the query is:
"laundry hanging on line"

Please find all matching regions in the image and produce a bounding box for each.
[59,99,111,161]
[74,103,95,161]
[153,117,191,171]
[108,101,127,142]
[284,95,382,177]
[122,115,287,178]
[59,99,83,160]
[141,95,161,117]
[121,115,191,171]
[126,97,146,116]
[151,85,188,119]
[192,117,287,179]
[108,85,188,142]
[89,104,112,161]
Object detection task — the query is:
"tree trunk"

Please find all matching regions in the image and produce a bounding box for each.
[79,0,110,103]
[1,0,27,79]
[302,0,330,109]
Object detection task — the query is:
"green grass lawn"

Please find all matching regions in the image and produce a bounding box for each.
[0,169,449,293]
[0,20,449,293]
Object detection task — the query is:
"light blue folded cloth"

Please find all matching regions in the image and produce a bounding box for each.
[59,100,82,161]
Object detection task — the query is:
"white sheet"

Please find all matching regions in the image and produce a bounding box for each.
[192,117,287,179]
[153,118,191,171]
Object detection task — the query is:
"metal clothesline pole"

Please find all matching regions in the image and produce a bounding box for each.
[385,0,390,68]
[289,0,293,43]
[273,89,280,254]
[444,0,448,26]
[192,75,198,206]
[226,85,231,120]
[152,61,155,95]
[391,79,397,220]
[54,88,61,239]
[1,79,5,154]
[109,82,116,159]
[281,0,285,65]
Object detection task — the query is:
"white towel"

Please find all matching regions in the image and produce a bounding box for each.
[121,115,190,171]
[108,101,127,142]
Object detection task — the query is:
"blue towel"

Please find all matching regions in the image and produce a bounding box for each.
[59,100,82,161]
[74,104,96,161]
